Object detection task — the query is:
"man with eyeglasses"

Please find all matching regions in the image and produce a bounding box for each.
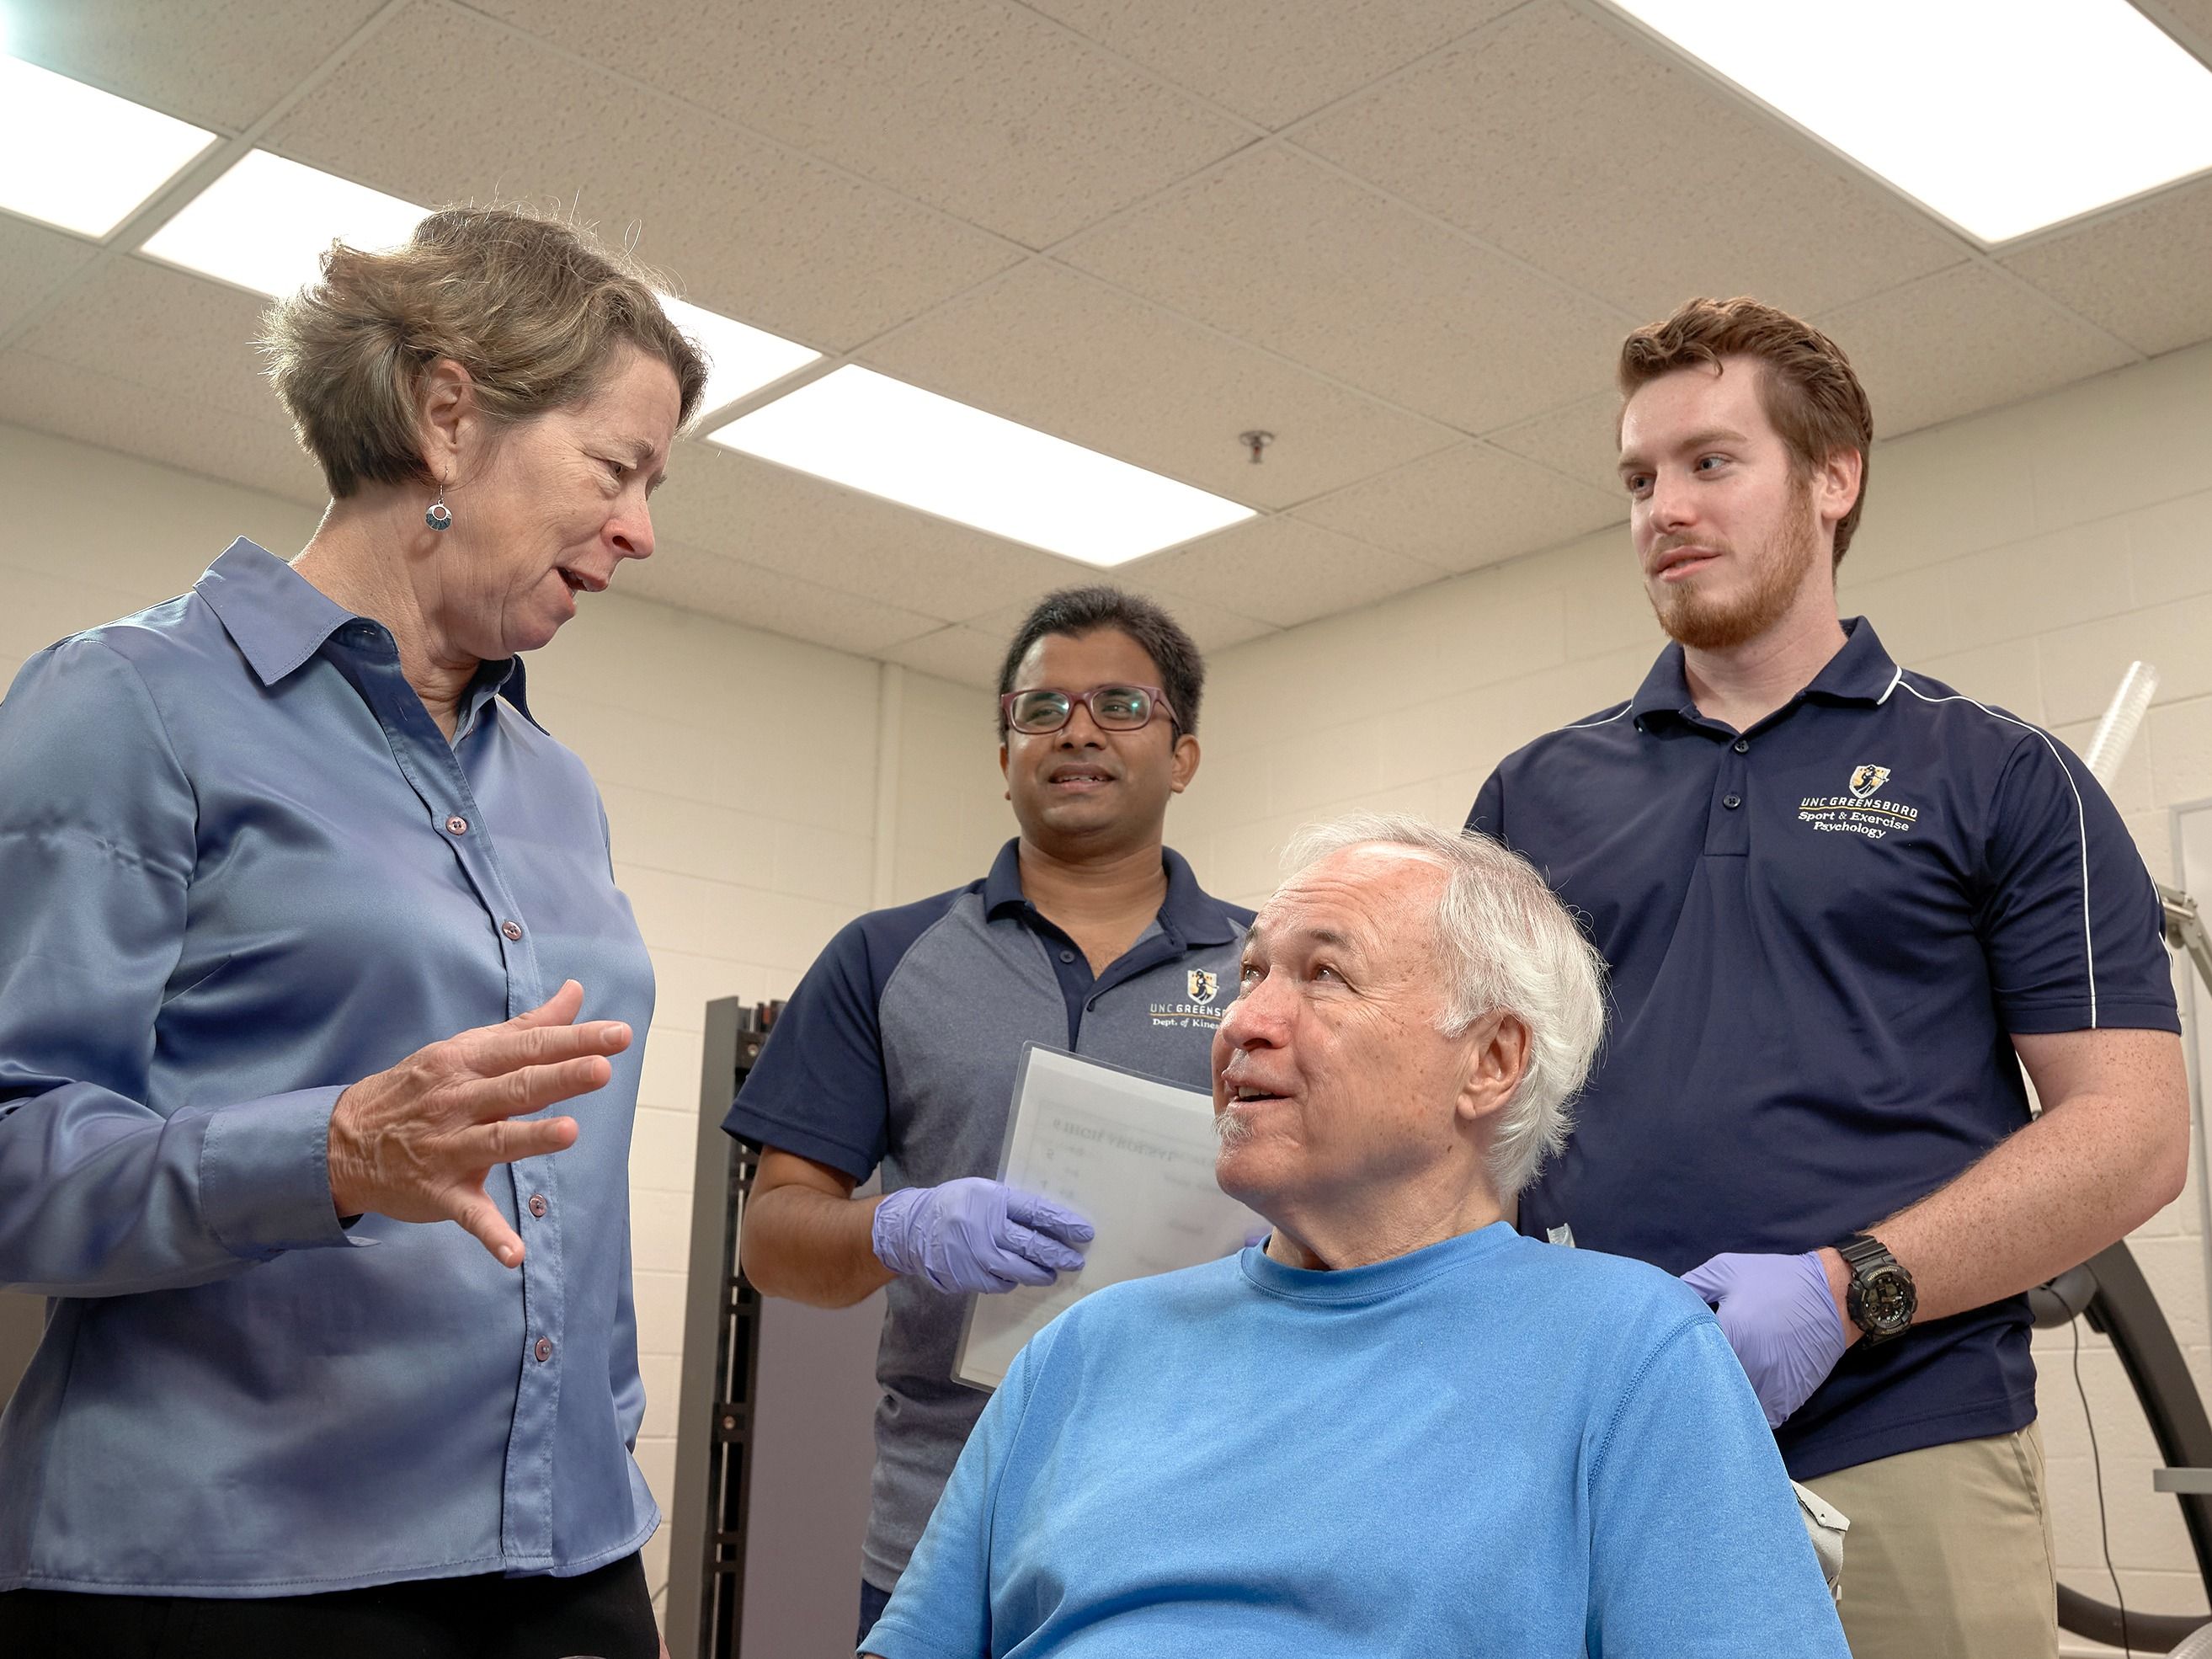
[722,587,1250,1647]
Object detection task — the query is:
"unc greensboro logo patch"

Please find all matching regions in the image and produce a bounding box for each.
[1798,765,1919,841]
[1151,967,1228,1029]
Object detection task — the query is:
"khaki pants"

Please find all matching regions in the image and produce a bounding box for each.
[1807,1424,2058,1659]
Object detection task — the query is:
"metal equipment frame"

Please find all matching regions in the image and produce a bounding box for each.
[2037,883,2212,1652]
[666,997,781,1659]
[2039,1242,2212,1651]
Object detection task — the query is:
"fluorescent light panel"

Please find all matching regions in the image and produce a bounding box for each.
[706,366,1255,568]
[661,296,819,414]
[140,152,813,408]
[0,55,217,237]
[140,149,428,298]
[1608,0,2212,243]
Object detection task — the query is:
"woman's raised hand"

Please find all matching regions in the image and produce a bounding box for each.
[326,980,629,1267]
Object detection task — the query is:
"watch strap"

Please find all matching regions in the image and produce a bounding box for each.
[1835,1231,1894,1274]
[1834,1231,1916,1343]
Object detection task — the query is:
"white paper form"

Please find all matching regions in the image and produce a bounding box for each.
[954,1043,1264,1390]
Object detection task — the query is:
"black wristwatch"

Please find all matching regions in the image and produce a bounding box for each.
[1834,1232,1916,1344]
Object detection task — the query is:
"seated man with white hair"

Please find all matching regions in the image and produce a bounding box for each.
[861,813,1848,1657]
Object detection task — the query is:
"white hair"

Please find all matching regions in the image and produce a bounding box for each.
[1279,813,1609,1197]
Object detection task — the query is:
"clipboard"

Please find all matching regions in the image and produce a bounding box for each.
[951,1043,1265,1390]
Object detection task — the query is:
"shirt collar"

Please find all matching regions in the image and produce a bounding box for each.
[1628,616,1900,731]
[1802,617,1901,705]
[463,655,536,733]
[981,838,1243,947]
[194,536,536,723]
[195,538,354,685]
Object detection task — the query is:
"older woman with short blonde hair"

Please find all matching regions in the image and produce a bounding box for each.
[0,207,705,1658]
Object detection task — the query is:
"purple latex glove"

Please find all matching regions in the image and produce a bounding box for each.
[1681,1251,1850,1429]
[871,1177,1094,1295]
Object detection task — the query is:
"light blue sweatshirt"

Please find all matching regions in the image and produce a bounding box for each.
[866,1222,1849,1658]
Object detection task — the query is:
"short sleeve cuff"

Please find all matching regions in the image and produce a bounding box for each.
[199,1086,365,1256]
[1999,997,2183,1036]
[723,1100,878,1182]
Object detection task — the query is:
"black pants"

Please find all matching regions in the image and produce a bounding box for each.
[0,1551,658,1659]
[858,1576,893,1650]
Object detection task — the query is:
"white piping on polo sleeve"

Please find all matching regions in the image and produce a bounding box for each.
[1895,677,2098,1027]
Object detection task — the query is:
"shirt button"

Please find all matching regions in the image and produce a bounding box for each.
[534,1337,553,1363]
[445,815,469,835]
[528,1194,548,1219]
[1732,739,1750,753]
[1724,793,1742,809]
[501,920,524,942]
[1058,948,1076,963]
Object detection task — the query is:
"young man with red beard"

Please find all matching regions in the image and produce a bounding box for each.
[1468,297,2187,1658]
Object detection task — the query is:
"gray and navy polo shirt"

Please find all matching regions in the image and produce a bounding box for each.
[1468,617,2179,1483]
[722,839,1250,1590]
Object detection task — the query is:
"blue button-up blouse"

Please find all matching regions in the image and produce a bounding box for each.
[0,539,658,1594]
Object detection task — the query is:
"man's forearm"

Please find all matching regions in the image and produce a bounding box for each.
[1820,1056,2187,1332]
[741,1184,897,1308]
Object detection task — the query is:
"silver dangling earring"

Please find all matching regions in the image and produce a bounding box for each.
[425,480,453,532]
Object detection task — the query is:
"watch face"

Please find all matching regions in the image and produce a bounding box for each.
[1857,1266,1916,1333]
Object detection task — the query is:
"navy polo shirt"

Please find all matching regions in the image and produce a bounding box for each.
[722,839,1250,1588]
[1468,619,2178,1481]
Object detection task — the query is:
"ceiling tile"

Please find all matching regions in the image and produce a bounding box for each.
[1294,442,1623,572]
[16,258,286,430]
[616,539,941,657]
[0,220,99,339]
[7,0,2196,682]
[1295,0,1967,320]
[1486,393,1627,495]
[1816,264,2140,439]
[2001,176,2212,358]
[2142,0,2212,54]
[882,625,1012,688]
[1062,145,1631,432]
[1129,516,1442,627]
[3,1,386,133]
[0,348,326,505]
[653,443,1092,622]
[859,259,1457,510]
[1020,0,1520,129]
[468,0,1250,248]
[263,4,1022,351]
[969,587,1278,654]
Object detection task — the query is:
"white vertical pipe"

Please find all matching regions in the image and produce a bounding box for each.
[2084,661,2157,787]
[871,662,906,910]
